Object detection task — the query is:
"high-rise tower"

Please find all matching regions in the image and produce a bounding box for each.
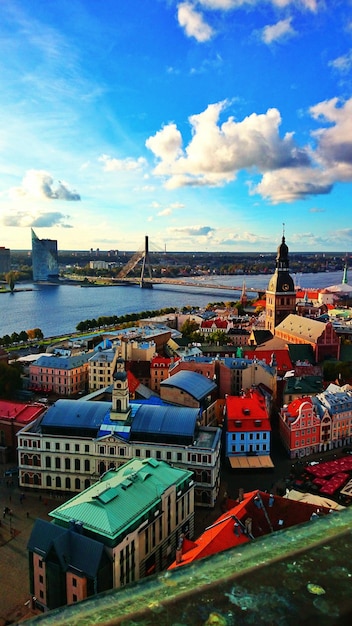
[31,229,59,282]
[265,229,296,333]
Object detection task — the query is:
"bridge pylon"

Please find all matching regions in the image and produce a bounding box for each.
[140,235,153,288]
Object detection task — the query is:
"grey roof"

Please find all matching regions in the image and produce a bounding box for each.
[41,399,110,431]
[284,375,324,395]
[130,403,199,440]
[160,370,217,401]
[33,353,90,369]
[27,519,106,578]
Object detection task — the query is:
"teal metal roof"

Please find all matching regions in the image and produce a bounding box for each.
[49,458,193,541]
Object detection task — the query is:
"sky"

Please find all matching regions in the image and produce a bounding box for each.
[1,0,352,253]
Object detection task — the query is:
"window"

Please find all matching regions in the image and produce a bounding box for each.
[66,477,71,489]
[167,452,172,461]
[65,458,71,470]
[177,453,182,461]
[85,445,89,453]
[45,457,51,468]
[65,443,70,451]
[75,478,80,490]
[75,459,80,471]
[72,594,77,603]
[99,446,104,454]
[55,457,61,469]
[39,560,43,569]
[55,443,60,451]
[85,459,90,472]
[156,451,161,460]
[109,447,115,455]
[146,450,151,458]
[46,442,50,450]
[72,578,77,588]
[75,444,79,452]
[135,449,141,457]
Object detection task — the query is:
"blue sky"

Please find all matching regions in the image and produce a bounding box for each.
[1,0,352,253]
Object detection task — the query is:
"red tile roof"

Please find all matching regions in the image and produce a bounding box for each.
[245,349,293,373]
[226,391,271,432]
[169,490,331,569]
[0,401,45,424]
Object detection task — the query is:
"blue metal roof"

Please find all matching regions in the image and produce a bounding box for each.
[160,370,217,401]
[131,403,199,438]
[41,399,110,430]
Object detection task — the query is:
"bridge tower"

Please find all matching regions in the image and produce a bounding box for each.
[140,235,153,288]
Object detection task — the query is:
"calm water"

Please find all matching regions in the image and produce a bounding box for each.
[0,271,345,338]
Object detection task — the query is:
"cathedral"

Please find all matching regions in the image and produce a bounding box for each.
[265,233,296,333]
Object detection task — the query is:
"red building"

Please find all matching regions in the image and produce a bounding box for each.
[280,397,322,459]
[0,400,45,463]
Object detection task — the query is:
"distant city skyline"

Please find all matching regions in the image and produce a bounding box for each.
[1,1,352,253]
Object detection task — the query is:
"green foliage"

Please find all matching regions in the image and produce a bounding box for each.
[180,319,200,339]
[0,361,22,397]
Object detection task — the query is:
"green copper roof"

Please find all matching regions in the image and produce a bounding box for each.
[49,458,193,540]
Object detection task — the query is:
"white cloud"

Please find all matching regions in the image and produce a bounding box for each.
[252,166,333,203]
[9,170,80,201]
[157,202,185,217]
[262,18,295,44]
[329,50,352,73]
[310,97,352,177]
[170,225,215,237]
[219,231,268,245]
[177,2,214,42]
[198,0,318,10]
[146,101,310,189]
[3,210,71,228]
[99,154,147,172]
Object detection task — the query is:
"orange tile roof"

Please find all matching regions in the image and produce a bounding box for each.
[169,490,331,569]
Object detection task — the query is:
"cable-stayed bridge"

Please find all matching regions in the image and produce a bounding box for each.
[114,236,264,296]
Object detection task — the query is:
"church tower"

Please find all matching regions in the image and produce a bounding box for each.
[265,228,296,333]
[111,358,131,421]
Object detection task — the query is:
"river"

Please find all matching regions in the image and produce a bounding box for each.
[0,271,346,338]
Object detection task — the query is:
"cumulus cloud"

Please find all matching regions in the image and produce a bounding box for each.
[3,210,72,228]
[219,231,268,245]
[252,167,333,203]
[157,202,185,217]
[99,154,147,172]
[177,2,214,42]
[262,18,295,44]
[171,225,215,237]
[146,95,352,203]
[9,170,80,201]
[146,101,310,189]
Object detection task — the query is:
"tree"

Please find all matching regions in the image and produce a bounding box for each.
[0,361,21,397]
[180,319,200,339]
[5,271,18,292]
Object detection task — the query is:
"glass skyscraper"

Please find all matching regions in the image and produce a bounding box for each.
[31,228,59,282]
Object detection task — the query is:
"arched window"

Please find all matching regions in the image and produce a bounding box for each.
[56,476,61,488]
[45,456,51,468]
[84,459,90,472]
[99,461,106,475]
[66,477,71,489]
[46,475,52,487]
[33,455,40,467]
[23,454,29,466]
[75,478,80,490]
[65,458,71,470]
[75,459,80,471]
[55,457,61,469]
[33,474,40,485]
[23,473,30,484]
[84,479,90,489]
